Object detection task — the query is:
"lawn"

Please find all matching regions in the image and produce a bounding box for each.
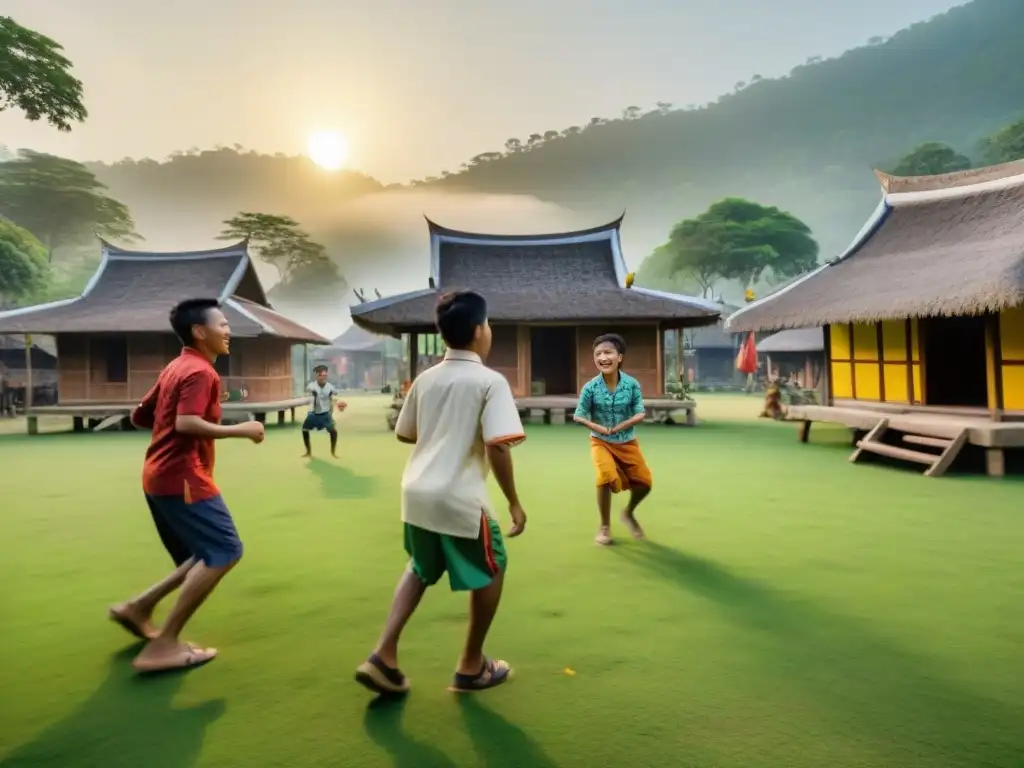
[1,395,1023,768]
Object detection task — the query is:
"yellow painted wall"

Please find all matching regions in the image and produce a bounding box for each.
[1001,305,1024,359]
[883,364,909,403]
[828,320,919,404]
[881,321,907,362]
[830,324,851,359]
[852,323,878,360]
[1000,305,1024,410]
[854,362,881,400]
[831,361,853,398]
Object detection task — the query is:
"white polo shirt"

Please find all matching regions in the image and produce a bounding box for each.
[395,348,525,538]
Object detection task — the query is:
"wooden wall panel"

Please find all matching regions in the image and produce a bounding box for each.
[488,324,520,394]
[574,324,660,396]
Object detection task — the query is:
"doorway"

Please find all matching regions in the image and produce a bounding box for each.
[921,315,988,407]
[530,327,577,395]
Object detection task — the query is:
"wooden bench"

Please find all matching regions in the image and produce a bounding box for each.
[516,398,698,427]
[25,397,309,434]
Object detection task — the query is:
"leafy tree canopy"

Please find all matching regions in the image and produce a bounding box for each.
[0,218,49,305]
[979,118,1024,166]
[661,197,818,298]
[0,150,138,259]
[0,17,86,131]
[219,211,346,295]
[887,141,971,176]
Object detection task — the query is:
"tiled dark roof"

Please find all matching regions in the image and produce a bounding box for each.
[352,217,720,333]
[226,297,330,344]
[0,241,326,343]
[729,164,1024,332]
[324,324,394,353]
[757,327,824,353]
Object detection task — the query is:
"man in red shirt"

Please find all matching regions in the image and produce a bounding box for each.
[108,298,265,674]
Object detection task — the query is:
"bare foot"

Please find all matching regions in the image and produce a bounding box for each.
[109,603,159,640]
[133,638,217,674]
[620,512,645,540]
[331,453,338,459]
[595,527,613,546]
[301,452,311,459]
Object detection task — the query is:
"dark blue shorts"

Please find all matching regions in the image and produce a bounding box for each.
[302,411,335,431]
[145,493,244,568]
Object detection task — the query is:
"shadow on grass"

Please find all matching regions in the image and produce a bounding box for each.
[363,695,457,768]
[2,645,226,768]
[457,695,558,767]
[305,457,375,499]
[612,542,1024,762]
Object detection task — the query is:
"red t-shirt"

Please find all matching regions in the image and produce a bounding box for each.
[134,347,223,502]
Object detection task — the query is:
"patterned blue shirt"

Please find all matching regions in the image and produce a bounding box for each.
[574,371,646,443]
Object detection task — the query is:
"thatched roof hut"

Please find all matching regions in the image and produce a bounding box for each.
[726,160,1024,333]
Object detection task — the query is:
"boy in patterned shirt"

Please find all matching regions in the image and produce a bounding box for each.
[573,333,652,545]
[301,365,347,458]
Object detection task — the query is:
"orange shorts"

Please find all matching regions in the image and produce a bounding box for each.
[590,437,653,493]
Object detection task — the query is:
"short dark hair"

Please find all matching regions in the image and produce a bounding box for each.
[435,290,487,349]
[313,364,328,373]
[593,333,626,355]
[169,298,221,347]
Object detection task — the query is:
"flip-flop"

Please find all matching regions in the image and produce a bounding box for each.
[355,654,411,695]
[449,658,513,693]
[132,644,218,675]
[108,607,154,640]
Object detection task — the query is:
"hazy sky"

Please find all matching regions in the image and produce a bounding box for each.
[4,0,963,183]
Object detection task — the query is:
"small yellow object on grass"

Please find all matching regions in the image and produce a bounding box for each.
[625,272,635,289]
[563,667,576,676]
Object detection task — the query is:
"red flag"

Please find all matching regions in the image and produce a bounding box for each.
[736,332,758,374]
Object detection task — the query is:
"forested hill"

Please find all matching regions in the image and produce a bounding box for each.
[422,0,1024,253]
[83,0,1024,313]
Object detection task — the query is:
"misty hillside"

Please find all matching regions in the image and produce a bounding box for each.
[81,0,1024,334]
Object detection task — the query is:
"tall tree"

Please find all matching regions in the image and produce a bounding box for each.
[888,141,971,176]
[0,150,138,260]
[663,197,818,295]
[219,211,345,292]
[219,212,303,280]
[978,118,1024,165]
[0,218,49,305]
[0,17,86,131]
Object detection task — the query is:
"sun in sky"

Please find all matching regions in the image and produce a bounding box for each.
[306,129,349,171]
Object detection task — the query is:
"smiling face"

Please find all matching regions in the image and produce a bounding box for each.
[593,340,623,375]
[193,307,231,357]
[315,369,328,385]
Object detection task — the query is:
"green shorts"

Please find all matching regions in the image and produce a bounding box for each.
[404,514,507,592]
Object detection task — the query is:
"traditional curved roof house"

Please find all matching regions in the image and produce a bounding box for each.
[725,161,1024,477]
[350,216,720,398]
[0,240,329,432]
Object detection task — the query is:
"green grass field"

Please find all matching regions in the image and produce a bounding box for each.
[2,395,1023,768]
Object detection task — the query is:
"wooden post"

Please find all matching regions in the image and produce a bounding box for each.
[23,333,33,410]
[655,324,664,396]
[409,332,419,380]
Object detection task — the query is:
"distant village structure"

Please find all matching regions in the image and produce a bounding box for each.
[728,160,1024,477]
[0,240,328,432]
[350,216,720,399]
[313,324,402,390]
[757,327,825,391]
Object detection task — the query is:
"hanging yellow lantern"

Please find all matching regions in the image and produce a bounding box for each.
[625,272,635,289]
[744,288,756,303]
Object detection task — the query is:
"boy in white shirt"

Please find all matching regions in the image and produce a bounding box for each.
[301,365,347,458]
[355,290,527,695]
